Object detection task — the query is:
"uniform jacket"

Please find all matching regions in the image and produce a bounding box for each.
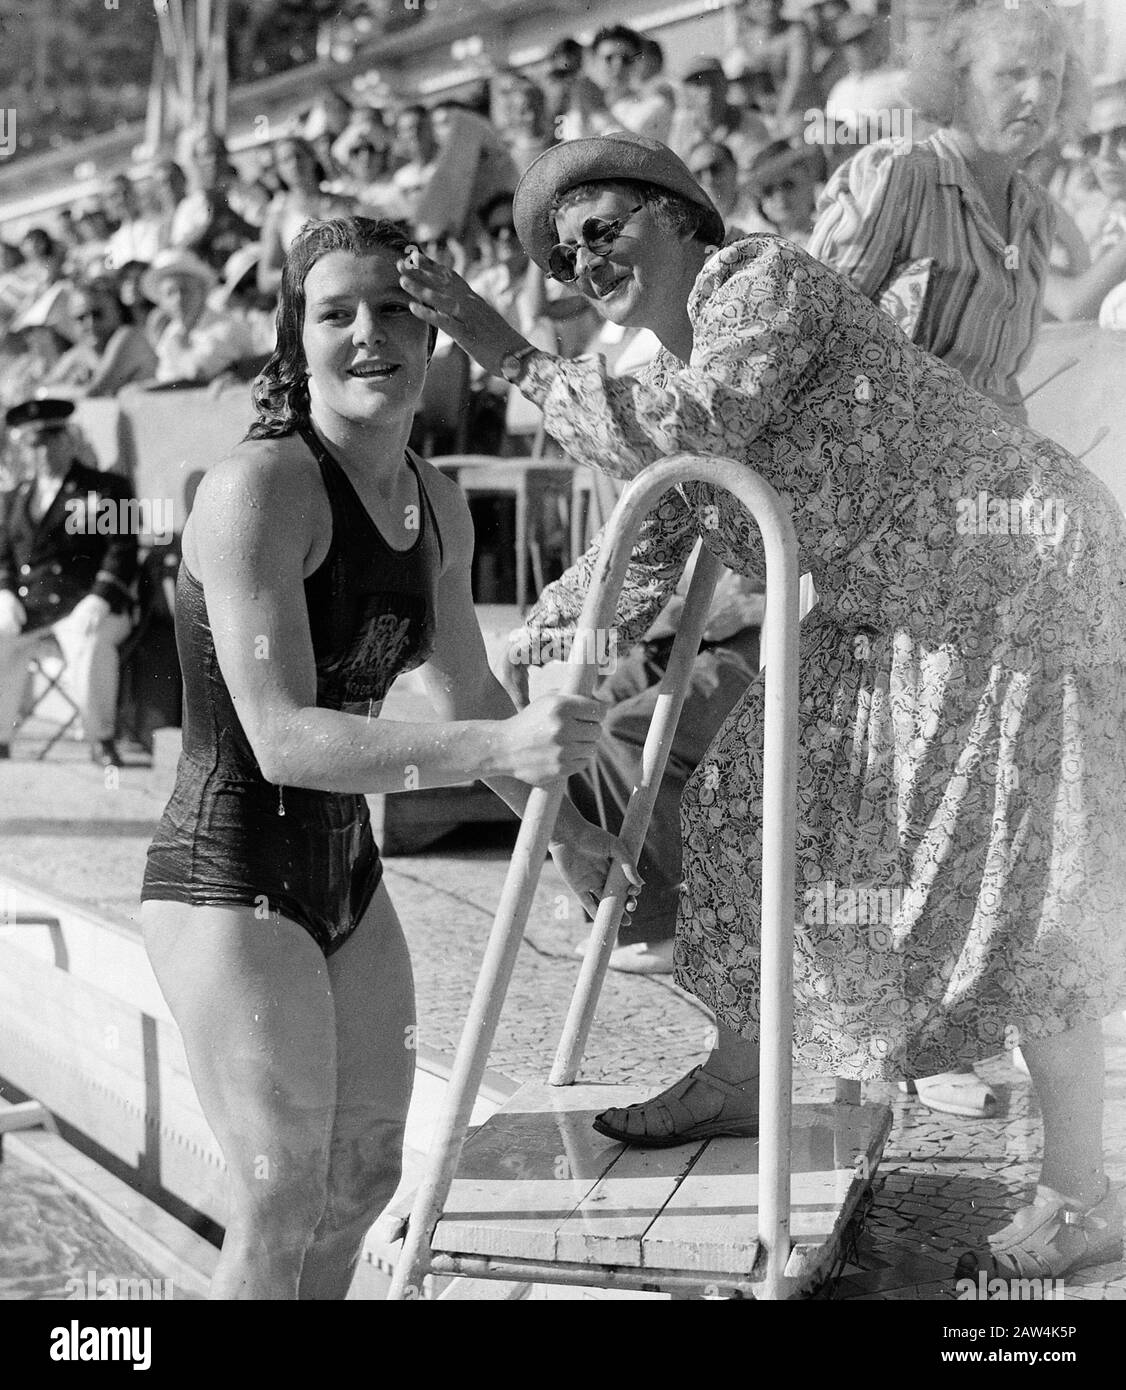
[0,460,138,632]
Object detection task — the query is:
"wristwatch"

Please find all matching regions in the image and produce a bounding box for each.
[499,344,539,384]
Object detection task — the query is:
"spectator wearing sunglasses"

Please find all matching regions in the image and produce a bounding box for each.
[44,280,157,397]
[671,60,772,177]
[396,132,1126,1286]
[1043,75,1126,322]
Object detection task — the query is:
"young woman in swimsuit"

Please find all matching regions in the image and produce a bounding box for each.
[141,216,628,1300]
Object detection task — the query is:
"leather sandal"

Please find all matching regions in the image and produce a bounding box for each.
[900,1069,998,1118]
[592,1066,759,1149]
[955,1181,1123,1283]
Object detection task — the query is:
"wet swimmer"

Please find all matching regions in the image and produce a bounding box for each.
[141,216,635,1300]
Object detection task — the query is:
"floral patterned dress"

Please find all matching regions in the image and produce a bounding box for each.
[521,236,1126,1080]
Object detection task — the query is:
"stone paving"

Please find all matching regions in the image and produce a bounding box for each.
[1,736,1124,1301]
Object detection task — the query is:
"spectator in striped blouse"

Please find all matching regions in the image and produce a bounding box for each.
[809,0,1088,1122]
[808,0,1090,426]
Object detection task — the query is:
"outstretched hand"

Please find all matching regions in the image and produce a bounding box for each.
[397,245,531,378]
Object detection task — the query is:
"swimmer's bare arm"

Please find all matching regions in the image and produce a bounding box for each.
[190,447,605,794]
[415,468,640,896]
[414,468,596,838]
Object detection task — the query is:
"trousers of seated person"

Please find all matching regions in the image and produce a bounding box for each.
[567,627,759,947]
[0,608,133,743]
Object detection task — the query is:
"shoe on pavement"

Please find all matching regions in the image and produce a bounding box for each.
[573,935,675,975]
[899,1069,998,1118]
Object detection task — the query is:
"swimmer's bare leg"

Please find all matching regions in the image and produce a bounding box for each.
[297,880,416,1300]
[142,901,337,1299]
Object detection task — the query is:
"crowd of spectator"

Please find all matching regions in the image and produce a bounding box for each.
[0,1,1122,457]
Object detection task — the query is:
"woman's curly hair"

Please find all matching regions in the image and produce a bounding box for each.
[247,215,435,440]
[903,0,1091,141]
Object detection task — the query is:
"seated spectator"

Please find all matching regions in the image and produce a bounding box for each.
[0,398,137,767]
[13,229,68,316]
[303,87,353,178]
[744,138,825,246]
[540,38,613,143]
[104,172,165,270]
[140,250,252,386]
[415,103,519,246]
[329,104,388,170]
[65,205,115,279]
[725,0,820,135]
[727,67,779,128]
[257,137,353,295]
[148,159,188,241]
[686,140,764,237]
[589,24,674,143]
[794,0,856,108]
[2,286,78,409]
[637,36,678,119]
[43,280,157,397]
[1045,75,1126,321]
[390,105,441,217]
[491,69,555,175]
[113,260,158,332]
[328,121,396,209]
[821,12,911,169]
[670,59,772,174]
[170,131,257,272]
[210,246,277,358]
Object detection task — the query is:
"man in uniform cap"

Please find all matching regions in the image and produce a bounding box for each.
[0,398,137,766]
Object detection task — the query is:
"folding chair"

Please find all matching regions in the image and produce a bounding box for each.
[16,635,83,759]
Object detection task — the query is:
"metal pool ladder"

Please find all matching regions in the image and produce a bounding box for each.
[387,453,892,1301]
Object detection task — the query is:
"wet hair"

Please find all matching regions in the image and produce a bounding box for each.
[904,0,1090,138]
[551,179,717,246]
[247,216,436,441]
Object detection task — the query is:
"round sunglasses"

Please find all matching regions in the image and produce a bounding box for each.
[547,205,643,283]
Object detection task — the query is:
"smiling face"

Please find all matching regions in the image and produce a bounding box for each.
[958,30,1065,161]
[302,249,430,433]
[552,185,684,330]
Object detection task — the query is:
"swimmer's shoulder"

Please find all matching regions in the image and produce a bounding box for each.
[409,451,475,572]
[184,431,329,572]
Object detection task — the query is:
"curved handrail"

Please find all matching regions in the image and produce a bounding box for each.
[387,453,800,1301]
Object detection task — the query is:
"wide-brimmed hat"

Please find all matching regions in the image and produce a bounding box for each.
[140,248,216,303]
[512,130,725,271]
[9,282,79,342]
[745,139,824,194]
[1089,75,1126,137]
[212,243,261,308]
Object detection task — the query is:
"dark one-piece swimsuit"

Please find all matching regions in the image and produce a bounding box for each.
[142,420,444,955]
